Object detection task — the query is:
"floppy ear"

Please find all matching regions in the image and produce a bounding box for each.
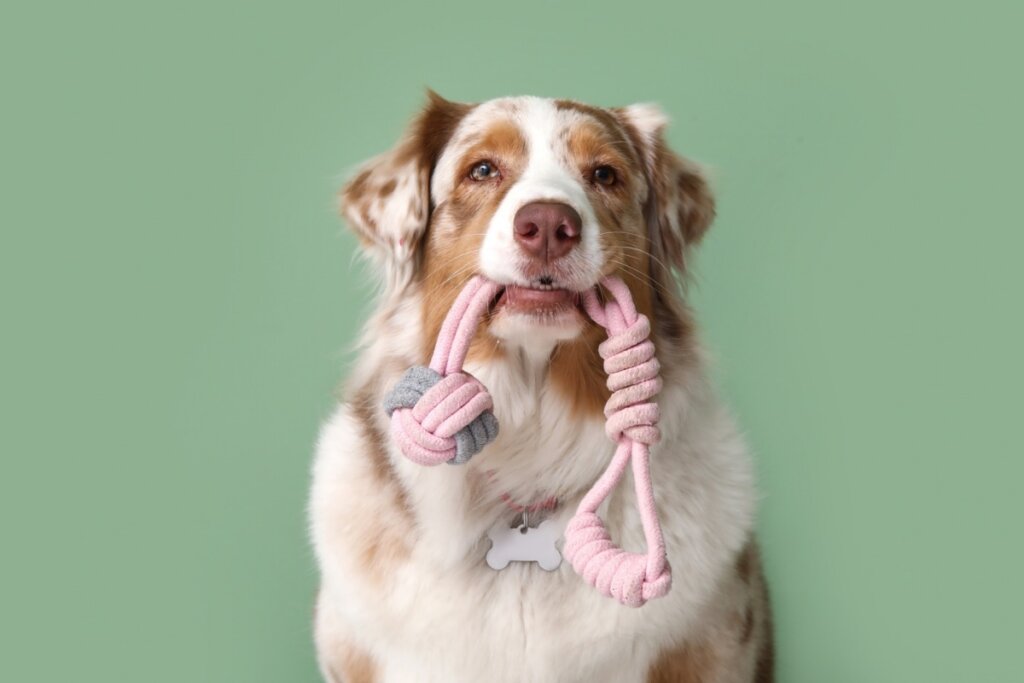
[614,104,715,272]
[340,91,471,287]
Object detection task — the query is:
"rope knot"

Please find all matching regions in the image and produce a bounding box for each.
[598,312,663,446]
[563,512,672,607]
[383,366,498,466]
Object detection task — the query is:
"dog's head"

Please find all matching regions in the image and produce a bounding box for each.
[342,92,713,356]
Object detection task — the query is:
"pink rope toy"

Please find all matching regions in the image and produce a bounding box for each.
[383,275,671,607]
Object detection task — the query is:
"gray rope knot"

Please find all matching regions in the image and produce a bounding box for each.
[383,366,499,465]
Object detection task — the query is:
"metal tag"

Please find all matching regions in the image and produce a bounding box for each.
[485,515,562,572]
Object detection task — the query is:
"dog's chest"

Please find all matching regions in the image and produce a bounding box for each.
[379,538,656,683]
[379,363,657,681]
[466,356,613,487]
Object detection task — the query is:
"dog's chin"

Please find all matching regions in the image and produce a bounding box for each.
[488,285,586,347]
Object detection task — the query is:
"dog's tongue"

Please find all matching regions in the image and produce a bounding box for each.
[500,285,575,310]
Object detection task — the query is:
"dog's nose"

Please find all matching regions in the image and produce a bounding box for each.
[513,201,582,261]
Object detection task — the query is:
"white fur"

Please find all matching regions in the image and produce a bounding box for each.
[311,96,759,682]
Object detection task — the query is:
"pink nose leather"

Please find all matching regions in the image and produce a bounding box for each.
[513,201,582,261]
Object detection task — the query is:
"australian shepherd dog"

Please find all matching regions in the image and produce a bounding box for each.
[309,92,773,683]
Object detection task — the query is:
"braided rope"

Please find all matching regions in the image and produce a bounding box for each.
[383,275,671,606]
[562,277,670,607]
[384,277,502,466]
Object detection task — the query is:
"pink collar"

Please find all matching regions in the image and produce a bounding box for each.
[500,491,558,514]
[483,469,559,514]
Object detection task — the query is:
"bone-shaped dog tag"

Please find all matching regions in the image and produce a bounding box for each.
[485,518,562,571]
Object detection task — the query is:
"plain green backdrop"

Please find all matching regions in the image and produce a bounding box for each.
[3,0,1022,681]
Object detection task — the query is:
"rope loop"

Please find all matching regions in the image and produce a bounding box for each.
[564,277,672,606]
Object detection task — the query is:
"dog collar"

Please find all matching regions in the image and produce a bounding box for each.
[482,469,559,515]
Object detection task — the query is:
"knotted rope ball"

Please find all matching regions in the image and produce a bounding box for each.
[383,275,671,607]
[383,366,499,466]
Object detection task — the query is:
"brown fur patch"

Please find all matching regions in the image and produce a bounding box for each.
[348,387,413,578]
[736,541,755,584]
[347,169,372,200]
[315,589,380,683]
[547,327,609,417]
[334,641,377,683]
[441,119,528,191]
[609,106,716,271]
[563,119,644,193]
[647,639,717,683]
[418,118,529,365]
[648,538,775,682]
[340,91,474,250]
[746,540,776,682]
[753,554,776,682]
[555,99,637,146]
[405,89,475,174]
[673,161,715,246]
[546,272,657,420]
[754,631,775,683]
[740,601,756,644]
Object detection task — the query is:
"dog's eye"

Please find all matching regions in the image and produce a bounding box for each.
[592,166,617,187]
[469,161,500,182]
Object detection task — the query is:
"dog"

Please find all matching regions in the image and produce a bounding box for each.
[309,92,773,682]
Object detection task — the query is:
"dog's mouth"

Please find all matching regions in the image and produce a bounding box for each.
[488,279,586,328]
[495,285,579,311]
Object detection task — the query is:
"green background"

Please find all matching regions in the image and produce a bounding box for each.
[3,1,1022,681]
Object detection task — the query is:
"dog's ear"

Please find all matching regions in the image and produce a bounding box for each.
[340,90,472,287]
[614,104,715,272]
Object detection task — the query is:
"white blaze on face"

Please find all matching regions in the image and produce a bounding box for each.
[432,97,605,292]
[479,98,603,291]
